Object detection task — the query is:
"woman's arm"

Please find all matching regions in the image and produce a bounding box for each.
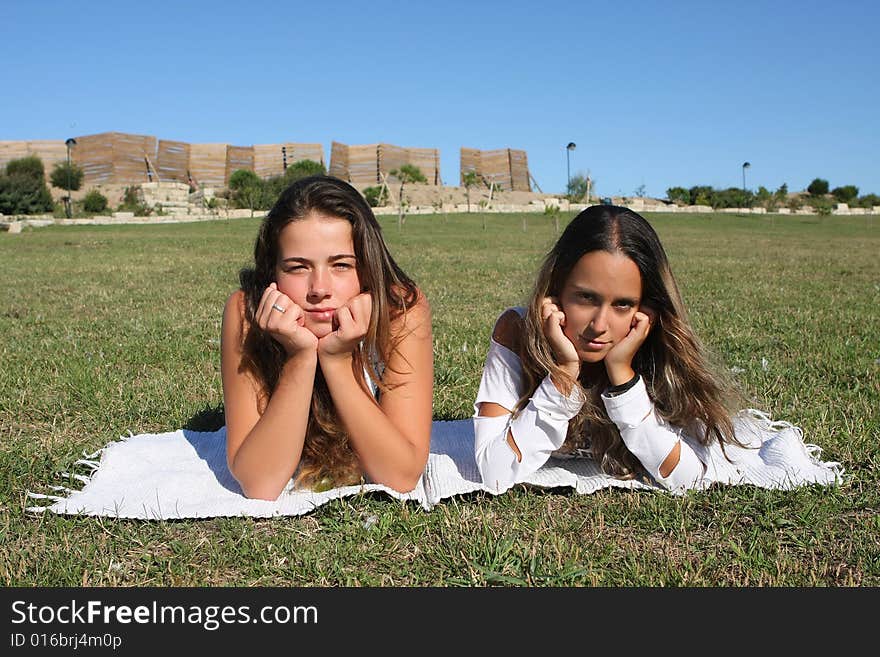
[601,377,706,490]
[474,310,584,492]
[319,292,434,493]
[221,289,317,500]
[602,312,706,489]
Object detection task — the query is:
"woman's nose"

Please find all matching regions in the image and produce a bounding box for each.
[308,269,330,299]
[590,307,610,333]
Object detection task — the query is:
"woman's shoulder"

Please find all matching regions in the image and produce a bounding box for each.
[492,306,525,352]
[389,286,431,338]
[222,289,249,342]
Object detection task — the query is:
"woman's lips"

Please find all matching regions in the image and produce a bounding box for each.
[582,338,608,350]
[305,308,335,322]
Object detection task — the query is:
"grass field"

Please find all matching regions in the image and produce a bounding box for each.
[1,211,878,586]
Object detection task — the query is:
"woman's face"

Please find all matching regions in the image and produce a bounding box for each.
[558,250,643,363]
[274,212,361,338]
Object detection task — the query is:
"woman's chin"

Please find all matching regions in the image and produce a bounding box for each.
[305,322,333,339]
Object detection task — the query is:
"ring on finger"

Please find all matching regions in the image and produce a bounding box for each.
[271,303,286,314]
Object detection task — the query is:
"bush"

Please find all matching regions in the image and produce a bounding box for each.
[688,185,714,206]
[116,186,151,216]
[362,185,388,207]
[6,156,46,181]
[228,169,265,210]
[0,156,53,214]
[808,196,833,216]
[807,178,829,196]
[82,190,108,213]
[0,173,54,215]
[566,173,589,201]
[854,194,880,208]
[283,159,326,183]
[666,186,690,205]
[50,161,84,191]
[831,185,859,204]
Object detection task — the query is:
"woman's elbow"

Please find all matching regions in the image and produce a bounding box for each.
[235,475,286,501]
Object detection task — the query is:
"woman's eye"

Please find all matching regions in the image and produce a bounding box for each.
[333,262,355,270]
[284,265,307,273]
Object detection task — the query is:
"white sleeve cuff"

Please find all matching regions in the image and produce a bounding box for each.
[531,374,586,420]
[602,376,653,428]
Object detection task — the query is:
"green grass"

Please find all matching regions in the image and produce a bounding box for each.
[1,211,878,586]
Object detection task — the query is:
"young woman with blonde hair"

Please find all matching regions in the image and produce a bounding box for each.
[474,204,746,492]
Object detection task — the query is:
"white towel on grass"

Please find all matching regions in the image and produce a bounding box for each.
[27,413,843,520]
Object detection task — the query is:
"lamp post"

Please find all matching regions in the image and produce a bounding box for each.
[566,142,576,194]
[65,137,77,218]
[741,161,750,193]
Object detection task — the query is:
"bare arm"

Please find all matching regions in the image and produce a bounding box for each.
[221,289,317,500]
[319,293,433,492]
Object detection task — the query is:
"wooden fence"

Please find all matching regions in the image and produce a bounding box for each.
[0,133,325,187]
[0,140,69,176]
[330,142,440,186]
[460,147,531,191]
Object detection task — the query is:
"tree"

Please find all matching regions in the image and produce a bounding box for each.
[566,173,589,202]
[389,164,426,228]
[807,178,829,196]
[666,187,690,205]
[228,169,264,214]
[283,159,325,183]
[362,185,388,207]
[50,161,84,192]
[831,185,859,204]
[461,171,479,213]
[0,156,53,215]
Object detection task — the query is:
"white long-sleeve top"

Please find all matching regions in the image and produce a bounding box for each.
[473,310,707,493]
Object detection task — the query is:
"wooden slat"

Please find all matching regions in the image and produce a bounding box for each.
[459,146,530,191]
[0,140,68,177]
[157,139,191,184]
[189,143,228,187]
[329,141,350,181]
[225,145,255,184]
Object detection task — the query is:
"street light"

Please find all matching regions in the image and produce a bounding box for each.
[566,142,576,194]
[741,161,751,193]
[65,137,77,218]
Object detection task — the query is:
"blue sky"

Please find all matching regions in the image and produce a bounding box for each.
[2,0,877,198]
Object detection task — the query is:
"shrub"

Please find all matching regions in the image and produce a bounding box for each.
[362,185,388,207]
[566,173,589,201]
[228,169,265,210]
[854,193,879,208]
[49,161,84,191]
[831,185,859,204]
[82,190,108,213]
[116,186,152,216]
[283,159,326,183]
[807,178,829,196]
[0,173,54,215]
[808,196,833,216]
[666,186,690,205]
[6,155,46,181]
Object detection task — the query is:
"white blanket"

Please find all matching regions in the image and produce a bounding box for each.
[27,413,843,520]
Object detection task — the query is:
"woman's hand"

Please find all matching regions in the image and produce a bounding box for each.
[318,292,372,359]
[540,297,581,378]
[604,310,653,384]
[256,283,318,356]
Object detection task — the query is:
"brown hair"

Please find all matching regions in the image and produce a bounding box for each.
[238,175,418,488]
[515,204,743,478]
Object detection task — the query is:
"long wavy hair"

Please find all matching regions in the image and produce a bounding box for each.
[237,175,419,489]
[515,205,743,478]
